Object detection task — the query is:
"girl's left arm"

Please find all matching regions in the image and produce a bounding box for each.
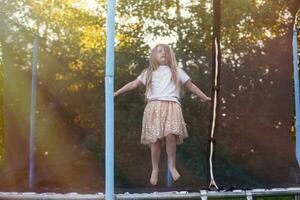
[184,80,211,102]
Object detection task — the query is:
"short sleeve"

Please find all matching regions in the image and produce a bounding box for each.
[137,69,147,85]
[178,68,190,84]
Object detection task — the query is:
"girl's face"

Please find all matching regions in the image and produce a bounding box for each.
[155,45,169,65]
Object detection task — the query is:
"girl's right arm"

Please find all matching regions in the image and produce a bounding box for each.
[114,79,142,97]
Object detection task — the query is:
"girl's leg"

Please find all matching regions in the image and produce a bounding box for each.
[166,134,180,181]
[150,140,161,185]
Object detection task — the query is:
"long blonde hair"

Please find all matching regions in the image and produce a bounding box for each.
[144,44,179,92]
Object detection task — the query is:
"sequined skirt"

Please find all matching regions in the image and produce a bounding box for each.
[141,100,188,145]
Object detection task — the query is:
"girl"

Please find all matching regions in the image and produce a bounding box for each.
[114,44,211,185]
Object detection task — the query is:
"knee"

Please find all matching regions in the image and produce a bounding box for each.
[166,134,176,144]
[152,140,161,147]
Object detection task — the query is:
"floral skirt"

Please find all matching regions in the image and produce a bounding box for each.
[141,100,188,145]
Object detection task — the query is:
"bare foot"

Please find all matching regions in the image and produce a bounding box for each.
[170,168,180,181]
[150,170,159,185]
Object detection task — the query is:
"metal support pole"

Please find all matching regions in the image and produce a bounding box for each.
[167,162,173,187]
[293,23,300,166]
[246,191,253,200]
[29,32,38,190]
[105,0,116,199]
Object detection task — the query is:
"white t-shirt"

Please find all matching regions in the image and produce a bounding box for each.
[137,65,190,103]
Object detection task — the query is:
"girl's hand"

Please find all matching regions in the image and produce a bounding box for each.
[201,96,211,102]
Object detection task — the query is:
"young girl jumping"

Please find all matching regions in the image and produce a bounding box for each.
[114,44,211,185]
